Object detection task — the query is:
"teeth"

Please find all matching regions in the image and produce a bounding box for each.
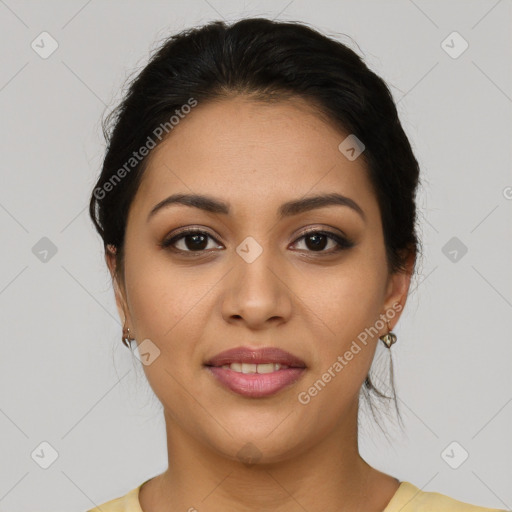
[241,363,257,374]
[253,363,275,374]
[220,362,289,373]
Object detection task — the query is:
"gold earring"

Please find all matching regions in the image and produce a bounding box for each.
[122,325,134,348]
[379,320,397,349]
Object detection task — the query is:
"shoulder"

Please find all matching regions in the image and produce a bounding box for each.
[384,481,509,512]
[85,482,143,512]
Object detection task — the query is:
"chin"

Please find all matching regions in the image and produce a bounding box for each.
[198,423,311,466]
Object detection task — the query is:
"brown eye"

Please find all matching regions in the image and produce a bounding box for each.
[160,227,354,256]
[161,229,222,253]
[292,229,354,254]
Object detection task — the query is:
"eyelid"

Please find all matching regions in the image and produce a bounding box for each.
[294,225,349,242]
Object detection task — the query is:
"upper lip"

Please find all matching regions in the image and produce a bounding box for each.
[204,346,306,368]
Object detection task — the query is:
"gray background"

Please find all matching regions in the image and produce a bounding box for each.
[1,0,511,510]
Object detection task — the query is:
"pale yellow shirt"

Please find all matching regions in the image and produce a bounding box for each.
[87,480,509,511]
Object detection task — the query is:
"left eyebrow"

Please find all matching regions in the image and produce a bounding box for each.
[278,193,366,222]
[147,192,366,223]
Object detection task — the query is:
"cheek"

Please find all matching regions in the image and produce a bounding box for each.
[306,263,385,339]
[294,267,385,414]
[123,257,216,381]
[298,257,387,393]
[124,244,207,332]
[123,259,210,412]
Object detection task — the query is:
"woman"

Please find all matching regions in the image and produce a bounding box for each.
[87,17,506,512]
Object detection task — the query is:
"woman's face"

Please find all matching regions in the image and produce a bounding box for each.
[108,96,412,463]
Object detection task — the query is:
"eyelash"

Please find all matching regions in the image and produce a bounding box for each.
[159,227,355,256]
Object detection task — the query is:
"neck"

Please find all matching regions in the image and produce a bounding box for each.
[139,401,397,512]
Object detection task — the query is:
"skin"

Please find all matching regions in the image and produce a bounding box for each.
[106,95,415,512]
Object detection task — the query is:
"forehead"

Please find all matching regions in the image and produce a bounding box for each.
[131,96,378,221]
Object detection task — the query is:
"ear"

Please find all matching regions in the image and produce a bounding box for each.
[105,246,131,328]
[382,248,416,331]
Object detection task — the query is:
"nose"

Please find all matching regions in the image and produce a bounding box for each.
[220,244,293,329]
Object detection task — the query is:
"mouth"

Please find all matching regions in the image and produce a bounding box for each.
[204,346,307,398]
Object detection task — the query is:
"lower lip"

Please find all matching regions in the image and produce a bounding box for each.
[205,366,306,398]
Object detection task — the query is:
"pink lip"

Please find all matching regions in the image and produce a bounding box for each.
[204,346,307,398]
[206,366,306,398]
[204,346,306,368]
